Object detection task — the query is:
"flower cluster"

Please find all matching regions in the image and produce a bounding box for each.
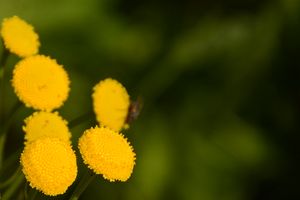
[0,16,138,197]
[1,15,75,196]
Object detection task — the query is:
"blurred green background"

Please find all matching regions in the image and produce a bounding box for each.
[1,0,300,199]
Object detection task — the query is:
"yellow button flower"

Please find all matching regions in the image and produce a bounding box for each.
[12,55,70,111]
[23,111,71,143]
[78,126,136,182]
[0,16,40,57]
[20,138,77,196]
[92,78,130,131]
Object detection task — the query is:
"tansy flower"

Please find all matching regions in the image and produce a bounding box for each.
[20,138,77,196]
[0,16,40,57]
[23,111,71,143]
[92,78,130,131]
[12,55,70,111]
[78,126,136,182]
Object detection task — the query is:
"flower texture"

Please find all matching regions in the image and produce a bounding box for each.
[23,111,71,143]
[12,55,70,111]
[92,78,130,131]
[78,126,136,182]
[20,138,77,196]
[0,16,40,57]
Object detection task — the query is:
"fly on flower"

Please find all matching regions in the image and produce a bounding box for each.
[126,96,143,125]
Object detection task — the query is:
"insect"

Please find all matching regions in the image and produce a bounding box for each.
[125,96,143,124]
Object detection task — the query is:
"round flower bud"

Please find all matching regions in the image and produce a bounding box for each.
[20,138,77,196]
[12,55,70,111]
[92,78,130,131]
[23,111,71,143]
[78,126,135,181]
[1,16,40,57]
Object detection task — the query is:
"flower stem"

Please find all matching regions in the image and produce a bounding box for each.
[0,48,10,170]
[69,169,96,200]
[1,173,24,200]
[0,48,10,123]
[26,186,38,200]
[0,101,22,134]
[0,165,22,189]
[0,47,9,67]
[0,133,6,169]
[0,101,22,169]
[0,148,22,177]
[24,181,29,199]
[68,111,94,129]
[6,100,22,121]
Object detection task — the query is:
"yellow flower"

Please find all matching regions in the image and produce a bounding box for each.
[0,16,40,57]
[78,126,136,182]
[92,78,130,131]
[23,111,71,143]
[12,55,70,111]
[20,138,77,196]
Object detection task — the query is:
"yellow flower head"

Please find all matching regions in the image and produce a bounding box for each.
[12,55,70,111]
[1,16,40,57]
[92,78,130,131]
[23,111,71,143]
[20,138,77,196]
[78,126,136,182]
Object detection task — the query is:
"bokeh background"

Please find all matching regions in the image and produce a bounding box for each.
[1,0,300,199]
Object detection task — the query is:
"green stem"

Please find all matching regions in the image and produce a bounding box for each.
[0,148,22,177]
[27,187,38,200]
[0,48,9,123]
[0,101,22,169]
[6,101,22,122]
[0,101,23,135]
[68,111,94,129]
[1,173,24,200]
[0,47,9,67]
[24,182,28,200]
[0,166,21,189]
[0,133,6,169]
[0,48,10,170]
[69,169,96,200]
